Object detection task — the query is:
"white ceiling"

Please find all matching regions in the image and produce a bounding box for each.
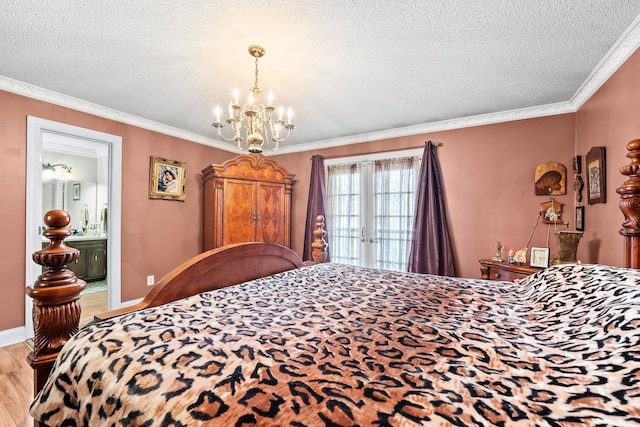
[2,1,640,154]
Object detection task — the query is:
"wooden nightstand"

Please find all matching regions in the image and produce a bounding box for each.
[479,259,541,281]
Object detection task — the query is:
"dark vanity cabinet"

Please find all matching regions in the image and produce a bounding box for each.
[43,238,107,282]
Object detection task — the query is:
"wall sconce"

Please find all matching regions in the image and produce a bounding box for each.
[42,163,74,181]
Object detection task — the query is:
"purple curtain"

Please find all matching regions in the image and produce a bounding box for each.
[303,155,331,262]
[407,142,455,276]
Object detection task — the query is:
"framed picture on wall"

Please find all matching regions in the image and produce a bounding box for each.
[149,156,187,201]
[73,183,81,201]
[534,161,567,196]
[586,147,606,205]
[575,206,585,231]
[572,155,582,174]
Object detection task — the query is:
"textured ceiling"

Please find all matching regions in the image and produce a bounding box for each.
[1,1,640,153]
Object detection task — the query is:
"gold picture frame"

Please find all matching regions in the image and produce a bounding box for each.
[149,156,186,201]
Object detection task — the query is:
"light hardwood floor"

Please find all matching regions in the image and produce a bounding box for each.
[0,341,32,426]
[0,291,107,426]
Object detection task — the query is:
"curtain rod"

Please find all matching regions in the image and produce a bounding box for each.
[312,145,438,161]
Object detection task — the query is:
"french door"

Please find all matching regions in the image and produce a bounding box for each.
[326,152,421,271]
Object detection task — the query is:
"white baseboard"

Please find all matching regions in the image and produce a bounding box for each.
[119,297,143,307]
[1,297,145,348]
[0,326,27,347]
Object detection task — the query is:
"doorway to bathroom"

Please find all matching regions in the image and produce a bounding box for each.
[25,117,122,338]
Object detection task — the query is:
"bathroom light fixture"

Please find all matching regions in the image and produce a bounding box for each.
[42,163,74,180]
[212,45,295,153]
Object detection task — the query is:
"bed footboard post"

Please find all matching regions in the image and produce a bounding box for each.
[618,139,640,269]
[311,215,328,264]
[26,210,86,396]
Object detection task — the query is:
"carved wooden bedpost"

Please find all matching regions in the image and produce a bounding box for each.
[617,139,640,269]
[26,210,86,397]
[311,215,328,264]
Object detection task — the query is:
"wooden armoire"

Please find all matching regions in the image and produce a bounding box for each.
[202,154,295,251]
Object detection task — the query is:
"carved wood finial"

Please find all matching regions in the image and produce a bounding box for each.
[617,139,640,268]
[311,215,328,264]
[26,210,86,394]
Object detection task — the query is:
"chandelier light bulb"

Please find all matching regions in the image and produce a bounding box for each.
[211,45,295,153]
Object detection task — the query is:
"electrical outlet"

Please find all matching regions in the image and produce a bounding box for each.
[146,275,155,286]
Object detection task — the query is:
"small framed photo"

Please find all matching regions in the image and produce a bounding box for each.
[586,147,606,205]
[530,247,550,268]
[73,183,81,201]
[575,206,585,231]
[572,155,582,174]
[149,156,186,201]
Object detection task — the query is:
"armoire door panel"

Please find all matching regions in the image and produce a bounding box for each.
[202,154,294,251]
[223,179,256,245]
[257,182,285,245]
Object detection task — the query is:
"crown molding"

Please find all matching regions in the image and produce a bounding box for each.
[276,17,640,155]
[42,132,109,158]
[569,14,640,110]
[274,102,574,155]
[0,76,236,153]
[2,13,639,157]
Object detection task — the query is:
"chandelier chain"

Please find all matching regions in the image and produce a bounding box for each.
[254,56,259,90]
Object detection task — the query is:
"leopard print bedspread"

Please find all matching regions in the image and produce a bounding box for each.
[31,263,640,426]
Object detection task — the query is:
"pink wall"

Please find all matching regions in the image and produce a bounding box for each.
[116,127,232,301]
[273,114,576,278]
[276,46,640,277]
[0,90,234,330]
[2,46,638,333]
[576,47,640,266]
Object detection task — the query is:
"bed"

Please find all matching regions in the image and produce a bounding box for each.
[28,140,640,426]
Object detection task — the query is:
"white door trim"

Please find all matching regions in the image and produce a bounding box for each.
[25,117,122,339]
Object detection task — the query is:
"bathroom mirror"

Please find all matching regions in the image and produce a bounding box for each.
[42,150,108,235]
[42,180,106,234]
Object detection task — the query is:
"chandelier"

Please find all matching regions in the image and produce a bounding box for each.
[212,45,295,153]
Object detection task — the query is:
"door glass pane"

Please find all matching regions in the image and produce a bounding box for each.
[326,163,360,265]
[373,157,420,271]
